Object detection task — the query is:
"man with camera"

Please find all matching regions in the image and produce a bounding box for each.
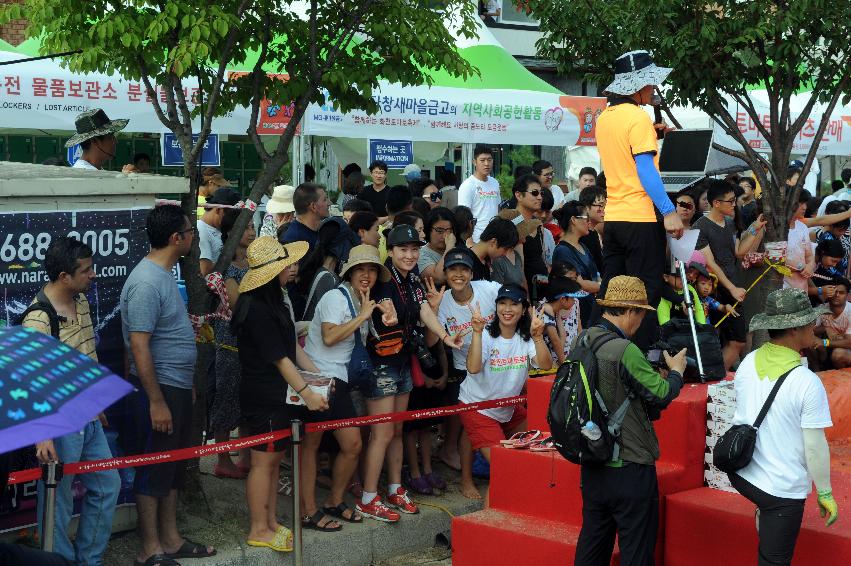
[575,276,685,566]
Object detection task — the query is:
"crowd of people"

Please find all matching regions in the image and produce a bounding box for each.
[11,45,845,566]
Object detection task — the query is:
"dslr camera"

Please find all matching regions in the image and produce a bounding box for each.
[408,331,437,370]
[646,340,697,380]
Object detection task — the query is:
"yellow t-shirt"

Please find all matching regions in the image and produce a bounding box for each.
[23,294,98,361]
[596,103,660,222]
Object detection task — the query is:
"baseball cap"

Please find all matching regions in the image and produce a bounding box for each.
[444,247,474,270]
[386,224,426,248]
[205,187,240,207]
[496,284,527,304]
[688,261,710,279]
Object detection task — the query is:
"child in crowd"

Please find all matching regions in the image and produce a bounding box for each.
[694,268,738,324]
[657,267,705,326]
[540,277,584,364]
[809,239,845,303]
[461,284,552,506]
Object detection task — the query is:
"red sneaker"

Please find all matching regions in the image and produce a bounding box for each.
[356,495,400,523]
[387,487,419,514]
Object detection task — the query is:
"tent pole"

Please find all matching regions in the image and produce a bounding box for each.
[461,143,473,180]
[291,134,301,186]
[41,461,63,552]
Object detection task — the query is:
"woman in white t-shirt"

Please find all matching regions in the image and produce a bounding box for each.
[460,283,552,505]
[302,244,394,531]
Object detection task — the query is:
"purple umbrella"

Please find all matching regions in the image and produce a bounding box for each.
[0,326,134,454]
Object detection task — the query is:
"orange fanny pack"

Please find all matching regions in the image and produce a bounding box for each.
[371,329,405,357]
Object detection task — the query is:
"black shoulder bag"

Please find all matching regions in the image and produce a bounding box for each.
[713,366,797,474]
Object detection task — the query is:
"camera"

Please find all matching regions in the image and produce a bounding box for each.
[647,340,697,379]
[409,332,437,370]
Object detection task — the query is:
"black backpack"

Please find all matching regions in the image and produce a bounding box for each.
[660,318,725,381]
[17,288,62,339]
[547,329,633,466]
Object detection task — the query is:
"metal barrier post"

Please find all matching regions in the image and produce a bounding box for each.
[291,419,303,566]
[41,460,63,552]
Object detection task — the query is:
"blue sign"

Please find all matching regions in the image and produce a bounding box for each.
[369,139,413,169]
[66,144,82,166]
[161,133,220,167]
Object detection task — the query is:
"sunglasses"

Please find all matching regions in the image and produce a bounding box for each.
[524,190,542,197]
[428,191,443,202]
[676,200,694,210]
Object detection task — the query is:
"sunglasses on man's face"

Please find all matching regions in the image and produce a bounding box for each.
[524,190,541,197]
[676,200,694,210]
[428,191,443,202]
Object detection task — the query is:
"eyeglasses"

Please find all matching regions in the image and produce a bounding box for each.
[541,171,555,178]
[176,226,197,237]
[428,191,443,202]
[574,215,589,220]
[676,200,694,210]
[432,226,452,235]
[524,190,541,197]
[716,198,737,205]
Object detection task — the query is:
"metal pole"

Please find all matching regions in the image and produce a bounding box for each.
[41,461,63,552]
[291,419,303,566]
[677,260,706,382]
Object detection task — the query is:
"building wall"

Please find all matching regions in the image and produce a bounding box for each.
[0,0,26,45]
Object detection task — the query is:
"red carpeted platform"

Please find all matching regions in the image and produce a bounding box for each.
[665,472,851,566]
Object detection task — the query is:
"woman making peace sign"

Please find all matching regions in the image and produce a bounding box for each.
[460,284,552,506]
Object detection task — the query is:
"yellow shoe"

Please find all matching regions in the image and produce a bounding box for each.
[247,528,292,553]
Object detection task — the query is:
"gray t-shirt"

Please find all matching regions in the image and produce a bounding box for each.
[694,216,738,281]
[491,253,525,287]
[120,258,197,389]
[417,245,443,275]
[198,219,222,262]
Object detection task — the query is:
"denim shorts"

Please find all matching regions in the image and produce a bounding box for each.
[367,363,413,400]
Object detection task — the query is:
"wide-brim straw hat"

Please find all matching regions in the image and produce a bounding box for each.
[266,185,296,214]
[750,288,828,331]
[596,275,656,311]
[339,244,391,283]
[604,50,672,96]
[498,209,542,240]
[64,108,129,147]
[239,236,308,293]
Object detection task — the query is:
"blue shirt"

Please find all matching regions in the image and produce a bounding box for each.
[120,258,197,389]
[280,219,318,250]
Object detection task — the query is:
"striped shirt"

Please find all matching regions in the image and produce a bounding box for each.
[22,293,98,361]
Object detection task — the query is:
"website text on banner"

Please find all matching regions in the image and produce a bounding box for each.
[5,395,527,486]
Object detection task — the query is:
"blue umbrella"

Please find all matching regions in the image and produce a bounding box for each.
[0,326,134,454]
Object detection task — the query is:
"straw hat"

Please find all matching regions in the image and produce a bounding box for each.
[498,209,542,239]
[266,185,296,214]
[750,288,828,332]
[239,236,308,293]
[339,244,391,282]
[596,275,656,311]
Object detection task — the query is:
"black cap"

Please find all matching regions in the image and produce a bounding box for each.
[496,284,527,304]
[386,224,425,248]
[688,261,710,279]
[444,247,474,270]
[205,187,240,206]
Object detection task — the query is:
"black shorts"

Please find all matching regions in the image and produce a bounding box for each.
[443,367,466,406]
[716,286,748,342]
[301,378,358,425]
[241,407,295,453]
[404,384,445,432]
[126,379,194,498]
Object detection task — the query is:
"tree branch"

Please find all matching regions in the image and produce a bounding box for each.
[730,92,772,142]
[136,55,178,131]
[311,0,375,87]
[246,10,272,163]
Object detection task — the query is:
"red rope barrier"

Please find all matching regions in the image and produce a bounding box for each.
[6,395,526,485]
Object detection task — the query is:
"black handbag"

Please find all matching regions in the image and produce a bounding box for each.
[660,318,725,381]
[338,288,373,390]
[713,366,797,473]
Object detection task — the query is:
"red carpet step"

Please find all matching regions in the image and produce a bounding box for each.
[452,508,620,566]
[665,473,851,566]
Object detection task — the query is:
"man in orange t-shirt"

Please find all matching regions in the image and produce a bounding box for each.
[595,50,684,350]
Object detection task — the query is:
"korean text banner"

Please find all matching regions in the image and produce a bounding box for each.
[303,82,605,146]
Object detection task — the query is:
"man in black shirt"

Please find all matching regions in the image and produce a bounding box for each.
[466,217,520,281]
[579,185,606,276]
[513,174,548,295]
[360,160,390,222]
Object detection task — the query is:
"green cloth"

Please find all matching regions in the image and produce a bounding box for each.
[656,285,706,325]
[754,342,801,381]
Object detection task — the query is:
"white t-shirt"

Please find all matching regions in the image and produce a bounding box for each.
[547,185,565,211]
[460,332,538,422]
[197,219,222,262]
[71,158,98,170]
[458,175,501,243]
[304,286,368,383]
[733,351,833,499]
[437,281,500,370]
[816,302,851,335]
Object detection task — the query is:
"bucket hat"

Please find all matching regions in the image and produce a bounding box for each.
[498,209,542,240]
[339,244,391,283]
[604,50,672,96]
[239,236,308,293]
[64,108,129,147]
[596,275,656,311]
[749,288,828,332]
[266,185,296,214]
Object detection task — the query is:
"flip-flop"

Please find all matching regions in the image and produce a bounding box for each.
[247,529,293,553]
[529,437,557,452]
[501,430,542,448]
[322,502,363,524]
[133,554,180,566]
[163,539,216,559]
[302,511,342,532]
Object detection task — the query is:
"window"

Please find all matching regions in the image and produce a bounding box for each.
[499,0,538,25]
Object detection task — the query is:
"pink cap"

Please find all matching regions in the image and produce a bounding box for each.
[689,250,707,267]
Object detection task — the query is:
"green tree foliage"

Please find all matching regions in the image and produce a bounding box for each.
[527,0,851,242]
